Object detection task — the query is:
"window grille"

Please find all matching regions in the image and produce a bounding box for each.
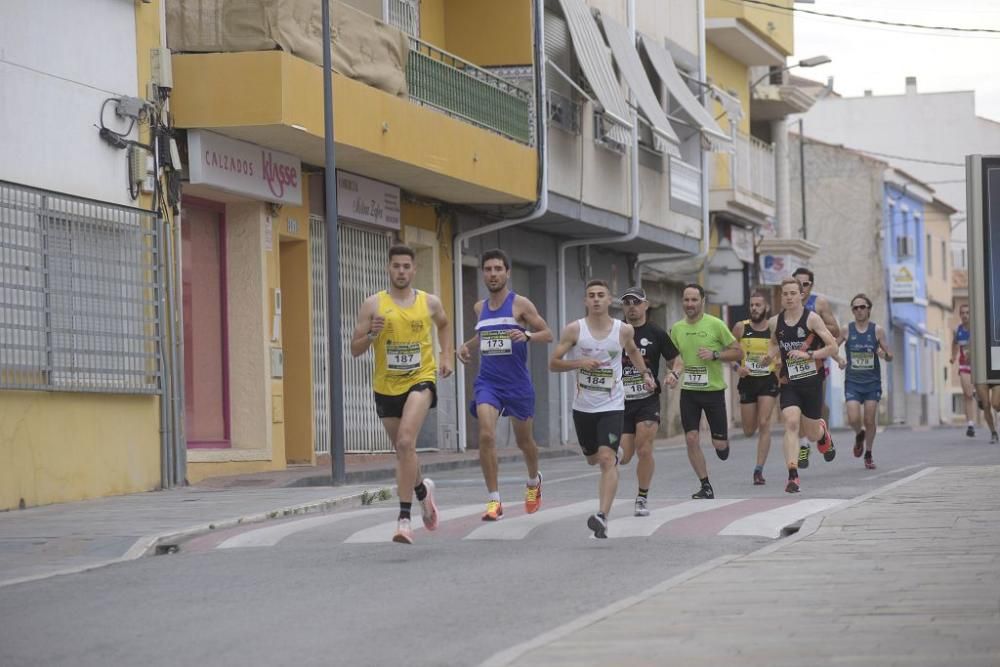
[0,181,161,393]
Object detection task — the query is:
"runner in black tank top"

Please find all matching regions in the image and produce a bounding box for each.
[768,278,839,494]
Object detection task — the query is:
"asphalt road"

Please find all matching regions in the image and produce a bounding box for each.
[1,426,996,667]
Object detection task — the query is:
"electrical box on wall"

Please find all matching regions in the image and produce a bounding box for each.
[150,47,173,90]
[270,347,284,378]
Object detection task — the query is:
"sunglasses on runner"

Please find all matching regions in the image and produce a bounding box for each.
[852,304,869,311]
[622,298,643,306]
[799,281,812,288]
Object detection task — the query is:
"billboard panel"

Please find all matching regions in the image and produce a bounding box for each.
[967,155,1000,383]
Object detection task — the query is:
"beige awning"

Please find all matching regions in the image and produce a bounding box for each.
[639,34,733,149]
[557,0,631,145]
[599,13,680,157]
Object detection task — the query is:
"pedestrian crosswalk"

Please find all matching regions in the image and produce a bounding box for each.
[208,497,845,550]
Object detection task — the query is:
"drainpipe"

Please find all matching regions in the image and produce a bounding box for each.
[556,0,641,444]
[632,0,711,282]
[452,0,549,453]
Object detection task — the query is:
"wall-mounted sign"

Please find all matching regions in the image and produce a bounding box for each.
[337,170,400,229]
[889,262,916,300]
[759,253,791,285]
[187,130,302,206]
[730,226,756,264]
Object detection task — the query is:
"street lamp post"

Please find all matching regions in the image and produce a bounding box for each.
[752,55,830,240]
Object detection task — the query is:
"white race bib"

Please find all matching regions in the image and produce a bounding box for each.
[851,352,875,370]
[746,353,771,377]
[623,367,652,399]
[579,367,613,393]
[386,342,421,373]
[787,356,817,380]
[480,330,512,356]
[682,365,709,389]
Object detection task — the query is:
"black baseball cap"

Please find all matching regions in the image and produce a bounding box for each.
[620,286,647,301]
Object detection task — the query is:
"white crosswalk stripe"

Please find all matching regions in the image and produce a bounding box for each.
[213,498,844,548]
[609,499,743,538]
[343,504,483,543]
[218,507,396,549]
[718,498,844,539]
[465,499,630,541]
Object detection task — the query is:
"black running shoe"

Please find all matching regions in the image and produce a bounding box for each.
[853,429,865,458]
[716,446,730,461]
[753,470,766,486]
[587,513,608,539]
[692,485,714,500]
[785,477,801,493]
[966,425,976,438]
[798,445,811,469]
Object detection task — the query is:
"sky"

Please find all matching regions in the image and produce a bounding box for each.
[787,0,1000,123]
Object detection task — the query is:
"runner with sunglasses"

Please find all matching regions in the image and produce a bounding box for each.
[837,293,892,469]
[617,287,678,516]
[792,268,840,468]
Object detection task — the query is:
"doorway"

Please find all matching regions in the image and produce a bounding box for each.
[279,238,313,464]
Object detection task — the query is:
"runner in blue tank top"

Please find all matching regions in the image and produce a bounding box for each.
[458,249,553,521]
[837,293,892,469]
[793,267,841,469]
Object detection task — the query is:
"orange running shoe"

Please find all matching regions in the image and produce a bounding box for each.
[524,472,543,514]
[816,418,836,462]
[482,500,503,521]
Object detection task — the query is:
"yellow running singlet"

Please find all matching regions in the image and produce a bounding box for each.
[371,290,437,395]
[739,319,777,376]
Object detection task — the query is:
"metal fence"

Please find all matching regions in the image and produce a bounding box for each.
[0,181,161,393]
[407,37,533,145]
[385,0,420,37]
[309,215,331,455]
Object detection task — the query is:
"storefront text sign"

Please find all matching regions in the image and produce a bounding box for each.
[187,131,302,206]
[337,171,400,229]
[889,263,916,300]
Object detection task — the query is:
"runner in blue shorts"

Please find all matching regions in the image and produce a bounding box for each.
[838,293,892,470]
[458,249,553,521]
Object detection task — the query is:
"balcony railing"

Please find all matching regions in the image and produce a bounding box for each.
[733,131,775,206]
[407,38,533,145]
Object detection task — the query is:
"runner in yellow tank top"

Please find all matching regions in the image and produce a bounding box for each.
[731,290,780,486]
[350,244,453,545]
[371,289,438,394]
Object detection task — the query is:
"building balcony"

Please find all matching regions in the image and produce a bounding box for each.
[711,131,775,222]
[169,22,536,204]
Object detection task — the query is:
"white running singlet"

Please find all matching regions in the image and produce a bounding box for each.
[572,318,625,413]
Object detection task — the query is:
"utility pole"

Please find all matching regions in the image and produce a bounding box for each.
[322,0,346,484]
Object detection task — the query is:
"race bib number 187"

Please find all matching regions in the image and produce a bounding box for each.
[386,343,421,373]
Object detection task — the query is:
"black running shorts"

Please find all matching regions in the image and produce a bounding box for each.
[737,374,780,404]
[572,409,624,457]
[623,395,661,435]
[679,389,728,441]
[779,379,823,420]
[374,381,437,419]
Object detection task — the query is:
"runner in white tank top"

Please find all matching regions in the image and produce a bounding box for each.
[550,279,653,538]
[572,318,626,413]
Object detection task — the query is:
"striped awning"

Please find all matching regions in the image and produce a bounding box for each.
[557,0,631,145]
[640,34,733,150]
[599,13,680,157]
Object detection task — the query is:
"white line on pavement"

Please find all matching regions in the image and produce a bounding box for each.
[218,507,396,549]
[465,499,629,541]
[610,499,742,538]
[718,499,844,539]
[343,504,483,543]
[868,462,926,479]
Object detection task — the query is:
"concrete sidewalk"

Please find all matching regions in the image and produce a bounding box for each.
[483,465,1000,667]
[0,442,585,589]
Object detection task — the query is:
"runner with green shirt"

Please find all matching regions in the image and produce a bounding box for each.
[665,284,744,499]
